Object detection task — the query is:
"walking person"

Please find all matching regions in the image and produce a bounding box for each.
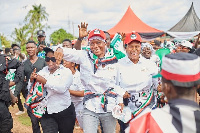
[127,52,200,132]
[0,53,24,133]
[117,32,158,132]
[32,47,76,133]
[23,40,46,133]
[63,59,84,129]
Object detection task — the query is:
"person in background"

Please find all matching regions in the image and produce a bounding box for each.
[179,40,194,53]
[11,44,26,61]
[23,40,46,133]
[37,30,50,47]
[63,59,84,129]
[8,44,26,116]
[37,30,50,59]
[32,47,75,133]
[62,39,73,48]
[150,40,162,51]
[5,48,11,56]
[0,53,24,133]
[127,52,200,133]
[141,42,160,65]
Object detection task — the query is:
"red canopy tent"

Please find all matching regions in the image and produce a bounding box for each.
[108,6,164,39]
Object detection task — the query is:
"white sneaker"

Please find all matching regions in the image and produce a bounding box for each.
[15,111,25,116]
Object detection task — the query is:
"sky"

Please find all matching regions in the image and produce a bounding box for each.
[0,0,200,43]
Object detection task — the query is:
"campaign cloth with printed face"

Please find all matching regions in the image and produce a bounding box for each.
[25,81,47,118]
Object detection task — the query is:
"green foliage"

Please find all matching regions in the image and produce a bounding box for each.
[0,34,11,48]
[12,25,29,46]
[50,28,76,44]
[24,4,49,40]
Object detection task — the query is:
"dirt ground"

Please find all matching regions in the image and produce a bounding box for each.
[9,105,120,133]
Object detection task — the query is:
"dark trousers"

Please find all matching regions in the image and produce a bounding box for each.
[17,94,24,111]
[40,103,76,133]
[118,120,129,133]
[17,84,27,112]
[27,109,41,133]
[0,101,13,133]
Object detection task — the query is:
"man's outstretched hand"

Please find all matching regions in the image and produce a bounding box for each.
[78,22,90,39]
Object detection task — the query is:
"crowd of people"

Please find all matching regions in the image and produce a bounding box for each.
[0,22,200,133]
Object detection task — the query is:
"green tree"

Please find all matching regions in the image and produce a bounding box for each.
[12,25,29,46]
[24,4,49,40]
[50,28,76,44]
[0,34,11,48]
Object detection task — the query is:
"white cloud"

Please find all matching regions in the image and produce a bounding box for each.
[0,0,199,43]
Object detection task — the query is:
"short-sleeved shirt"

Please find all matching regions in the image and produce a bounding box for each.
[23,57,46,86]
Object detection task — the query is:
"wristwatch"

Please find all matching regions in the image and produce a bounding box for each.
[78,37,83,41]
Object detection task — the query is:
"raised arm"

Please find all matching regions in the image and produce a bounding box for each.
[74,22,90,50]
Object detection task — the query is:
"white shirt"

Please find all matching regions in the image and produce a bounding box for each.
[70,70,84,103]
[117,55,158,93]
[62,48,124,113]
[38,65,73,114]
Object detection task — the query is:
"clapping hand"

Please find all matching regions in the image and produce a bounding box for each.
[54,48,64,65]
[30,68,37,82]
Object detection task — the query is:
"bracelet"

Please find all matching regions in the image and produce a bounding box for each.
[78,37,83,41]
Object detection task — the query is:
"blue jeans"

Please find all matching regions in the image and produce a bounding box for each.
[83,108,116,133]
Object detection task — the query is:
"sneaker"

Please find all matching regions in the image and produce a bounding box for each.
[15,111,25,116]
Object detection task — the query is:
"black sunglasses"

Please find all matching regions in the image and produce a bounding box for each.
[45,57,56,62]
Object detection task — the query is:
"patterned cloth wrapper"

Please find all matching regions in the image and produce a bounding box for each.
[5,69,16,94]
[83,88,117,112]
[25,81,47,118]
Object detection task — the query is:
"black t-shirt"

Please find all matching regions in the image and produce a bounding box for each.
[23,57,46,86]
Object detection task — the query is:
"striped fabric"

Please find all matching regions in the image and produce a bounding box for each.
[161,53,200,87]
[128,99,200,133]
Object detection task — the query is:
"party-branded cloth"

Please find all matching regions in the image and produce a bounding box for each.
[87,49,118,73]
[25,81,47,118]
[83,88,117,112]
[127,99,200,133]
[110,33,126,59]
[5,69,16,94]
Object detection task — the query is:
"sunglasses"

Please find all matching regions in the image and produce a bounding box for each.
[45,57,56,62]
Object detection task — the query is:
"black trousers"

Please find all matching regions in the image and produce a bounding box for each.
[27,109,41,133]
[0,101,13,133]
[40,103,76,133]
[17,83,27,112]
[17,94,24,111]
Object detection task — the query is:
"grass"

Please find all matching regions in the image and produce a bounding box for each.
[17,112,32,126]
[17,95,32,126]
